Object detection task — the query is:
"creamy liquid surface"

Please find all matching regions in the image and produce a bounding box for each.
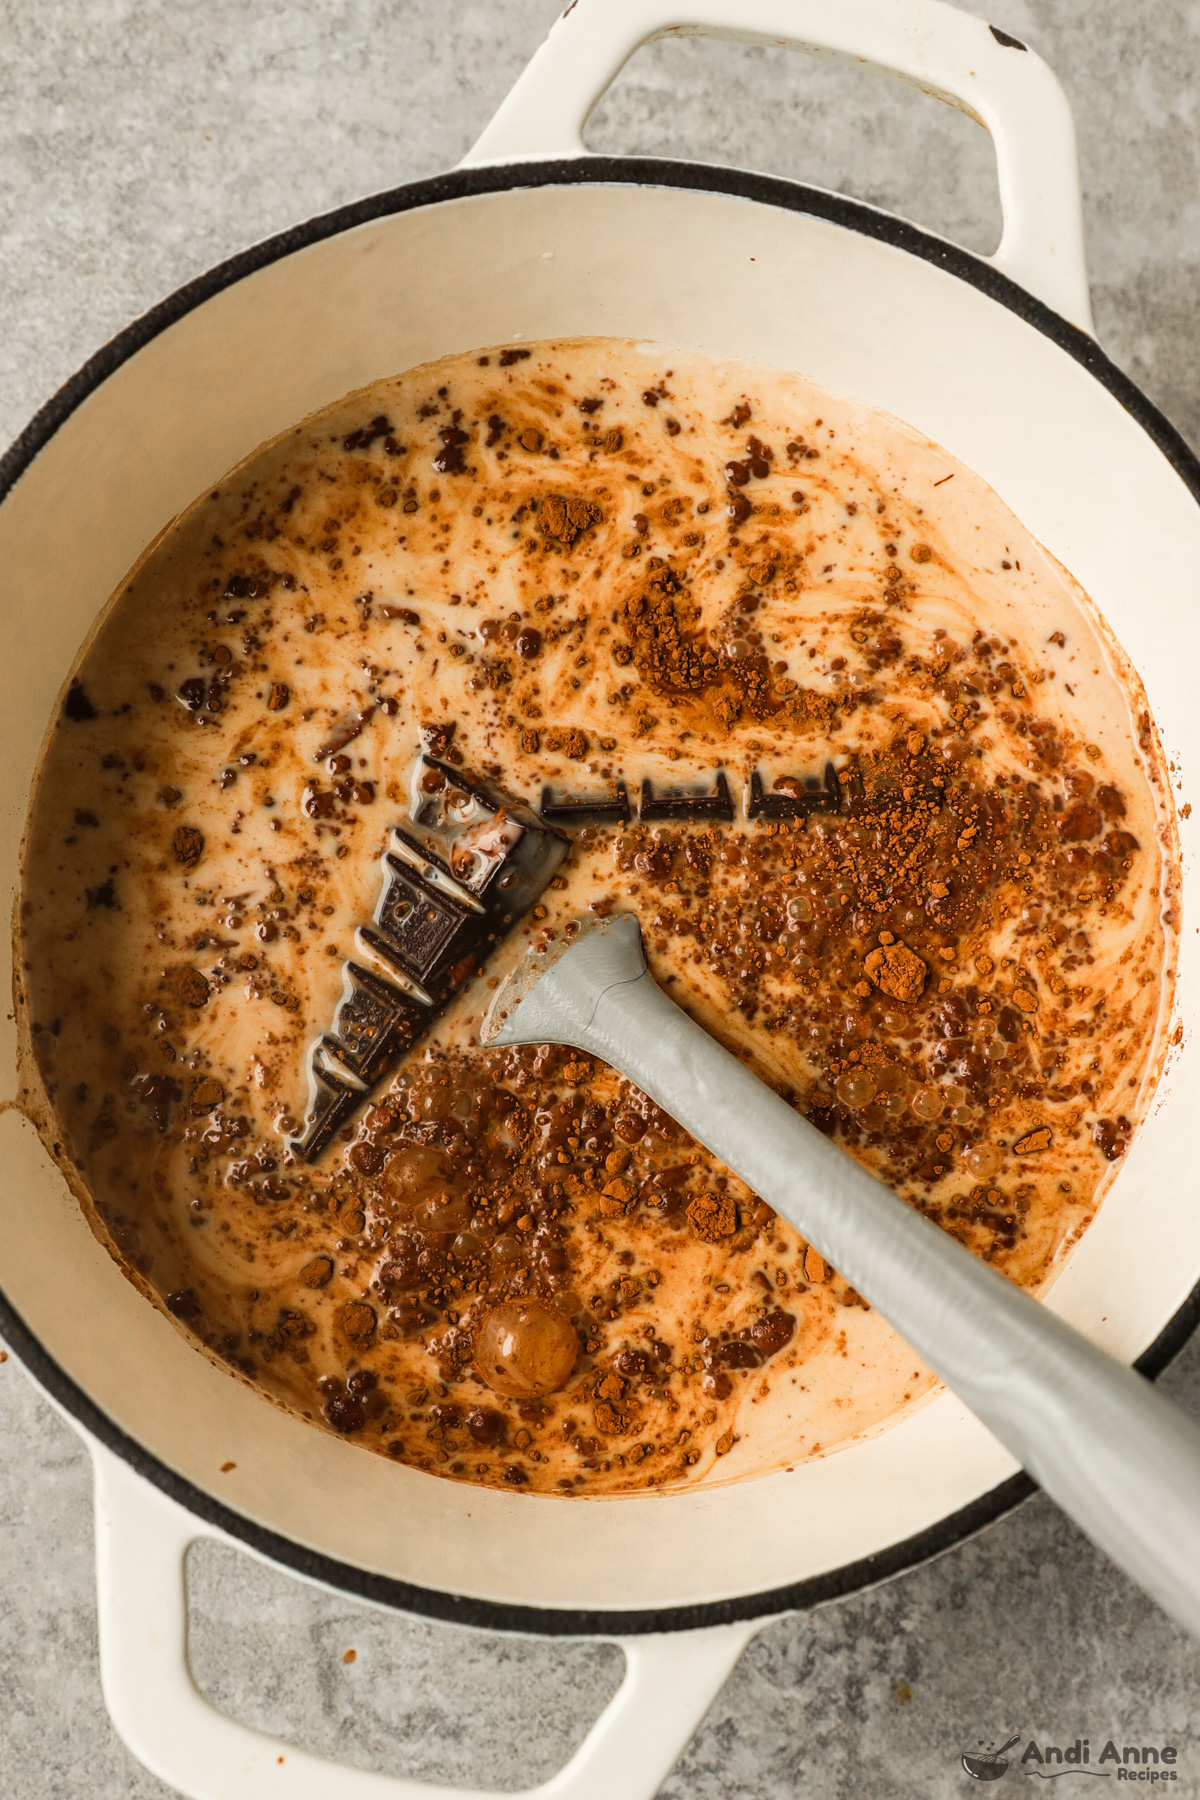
[19,338,1178,1495]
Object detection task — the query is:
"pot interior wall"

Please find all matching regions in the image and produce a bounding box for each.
[1,178,1196,1614]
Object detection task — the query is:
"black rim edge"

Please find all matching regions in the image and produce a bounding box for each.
[4,152,1200,1639]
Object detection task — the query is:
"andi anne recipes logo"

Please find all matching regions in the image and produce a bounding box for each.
[962,1733,1184,1782]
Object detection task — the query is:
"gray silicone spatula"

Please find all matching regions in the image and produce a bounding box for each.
[482,912,1200,1638]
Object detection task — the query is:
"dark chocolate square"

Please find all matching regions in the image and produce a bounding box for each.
[375,854,476,983]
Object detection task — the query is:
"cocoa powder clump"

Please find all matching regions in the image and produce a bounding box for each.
[863,941,928,1003]
[341,1301,377,1341]
[687,1193,738,1242]
[540,494,602,546]
[174,967,210,1007]
[621,567,718,694]
[172,825,204,869]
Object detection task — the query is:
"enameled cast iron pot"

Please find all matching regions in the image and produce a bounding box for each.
[4,3,1200,1794]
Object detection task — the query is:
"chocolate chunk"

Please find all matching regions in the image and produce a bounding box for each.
[266,681,290,712]
[432,426,469,474]
[321,1379,366,1433]
[750,1309,796,1355]
[1058,802,1102,841]
[342,414,392,453]
[1015,1126,1052,1155]
[172,825,204,869]
[300,1255,334,1288]
[63,681,97,721]
[1093,1118,1129,1161]
[466,1406,507,1446]
[224,571,270,598]
[419,721,456,759]
[640,772,733,823]
[316,707,373,758]
[349,1140,386,1176]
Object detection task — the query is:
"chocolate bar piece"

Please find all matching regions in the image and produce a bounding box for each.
[540,783,631,825]
[291,1065,363,1161]
[323,963,429,1084]
[639,771,734,823]
[289,757,567,1162]
[747,761,843,820]
[838,761,866,816]
[747,758,939,820]
[373,846,481,988]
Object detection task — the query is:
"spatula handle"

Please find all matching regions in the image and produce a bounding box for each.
[490,916,1200,1638]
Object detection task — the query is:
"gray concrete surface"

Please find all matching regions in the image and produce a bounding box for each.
[3,0,1200,1793]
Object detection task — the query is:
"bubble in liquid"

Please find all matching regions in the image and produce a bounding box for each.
[786,894,814,923]
[964,1144,1001,1180]
[420,1191,471,1232]
[473,1299,579,1399]
[910,1084,944,1121]
[837,1070,879,1109]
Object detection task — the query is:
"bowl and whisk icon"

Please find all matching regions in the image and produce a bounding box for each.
[962,1733,1022,1780]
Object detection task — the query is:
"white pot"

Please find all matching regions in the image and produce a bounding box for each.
[3,3,1198,1795]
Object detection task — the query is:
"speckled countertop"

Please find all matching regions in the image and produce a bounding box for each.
[3,2,1200,1794]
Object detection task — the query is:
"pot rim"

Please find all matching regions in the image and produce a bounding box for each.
[4,153,1199,1639]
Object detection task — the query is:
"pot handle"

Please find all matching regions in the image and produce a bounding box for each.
[462,0,1094,333]
[91,1441,757,1800]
